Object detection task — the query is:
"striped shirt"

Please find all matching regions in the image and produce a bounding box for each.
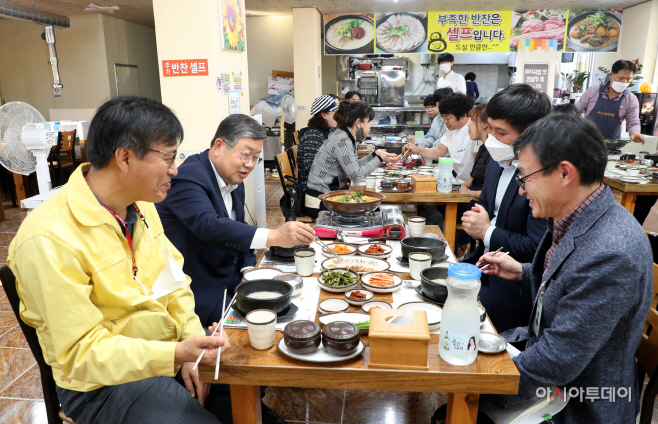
[544,183,605,275]
[306,127,381,193]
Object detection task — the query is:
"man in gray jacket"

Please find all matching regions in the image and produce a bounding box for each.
[472,114,653,423]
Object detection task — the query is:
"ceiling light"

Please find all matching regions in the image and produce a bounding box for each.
[84,4,120,13]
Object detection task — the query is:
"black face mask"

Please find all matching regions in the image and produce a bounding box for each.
[356,127,365,143]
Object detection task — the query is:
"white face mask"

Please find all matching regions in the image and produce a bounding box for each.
[485,135,515,162]
[440,63,452,74]
[134,227,187,299]
[610,80,629,93]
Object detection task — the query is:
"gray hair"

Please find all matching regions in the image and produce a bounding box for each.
[210,114,267,148]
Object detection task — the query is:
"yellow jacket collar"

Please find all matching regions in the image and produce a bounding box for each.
[66,164,145,229]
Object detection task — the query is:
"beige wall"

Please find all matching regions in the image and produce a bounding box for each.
[102,15,162,102]
[246,16,294,107]
[293,8,323,127]
[0,15,111,119]
[321,54,337,97]
[595,0,658,85]
[153,0,254,211]
[0,14,161,121]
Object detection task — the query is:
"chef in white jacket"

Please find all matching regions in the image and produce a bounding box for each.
[436,53,467,94]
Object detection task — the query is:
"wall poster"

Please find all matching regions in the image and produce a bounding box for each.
[563,9,623,52]
[375,13,427,53]
[219,0,246,51]
[324,13,375,55]
[427,12,512,53]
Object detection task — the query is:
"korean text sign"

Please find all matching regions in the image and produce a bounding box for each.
[427,12,512,53]
[162,59,209,77]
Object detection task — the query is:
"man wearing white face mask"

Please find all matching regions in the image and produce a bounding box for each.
[461,84,551,333]
[575,59,644,143]
[8,97,233,424]
[436,53,467,95]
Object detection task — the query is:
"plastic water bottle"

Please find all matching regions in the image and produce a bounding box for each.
[439,263,482,366]
[436,157,454,193]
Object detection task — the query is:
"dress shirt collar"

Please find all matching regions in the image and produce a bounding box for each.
[208,155,238,195]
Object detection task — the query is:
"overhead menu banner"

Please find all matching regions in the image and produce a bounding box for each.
[427,12,512,53]
[322,9,623,55]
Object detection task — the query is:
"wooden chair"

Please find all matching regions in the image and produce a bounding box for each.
[293,131,300,145]
[0,266,76,424]
[636,262,658,424]
[275,151,312,223]
[50,130,77,186]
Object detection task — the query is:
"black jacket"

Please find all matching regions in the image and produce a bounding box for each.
[464,157,547,332]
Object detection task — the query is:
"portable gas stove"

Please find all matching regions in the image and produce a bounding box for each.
[314,205,406,240]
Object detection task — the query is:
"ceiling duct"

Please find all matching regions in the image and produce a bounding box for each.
[0,1,70,90]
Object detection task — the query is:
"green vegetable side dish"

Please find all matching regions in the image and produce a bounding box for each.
[388,24,408,36]
[337,19,363,39]
[355,320,370,330]
[322,271,358,287]
[575,11,607,32]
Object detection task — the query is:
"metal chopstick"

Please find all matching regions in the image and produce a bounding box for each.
[479,252,510,271]
[476,247,503,268]
[192,291,237,370]
[214,288,228,380]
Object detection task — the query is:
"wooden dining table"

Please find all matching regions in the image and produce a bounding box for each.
[199,226,520,424]
[603,176,658,214]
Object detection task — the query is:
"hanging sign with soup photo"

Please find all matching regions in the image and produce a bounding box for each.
[324,14,375,55]
[565,9,623,52]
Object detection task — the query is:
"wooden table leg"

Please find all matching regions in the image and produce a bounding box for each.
[446,392,479,424]
[444,203,458,249]
[230,384,262,424]
[620,192,637,214]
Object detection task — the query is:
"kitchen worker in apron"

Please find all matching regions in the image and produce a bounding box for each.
[575,59,644,143]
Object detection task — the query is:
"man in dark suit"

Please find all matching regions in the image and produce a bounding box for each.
[157,114,314,424]
[156,114,314,328]
[474,114,653,423]
[461,84,552,332]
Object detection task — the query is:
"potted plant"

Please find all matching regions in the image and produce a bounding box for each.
[560,70,590,93]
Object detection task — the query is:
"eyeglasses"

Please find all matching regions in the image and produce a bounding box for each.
[515,166,551,190]
[225,143,263,165]
[150,149,177,167]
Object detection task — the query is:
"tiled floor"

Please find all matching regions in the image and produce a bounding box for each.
[1,188,657,423]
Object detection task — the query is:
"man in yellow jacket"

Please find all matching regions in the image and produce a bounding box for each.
[8,96,231,423]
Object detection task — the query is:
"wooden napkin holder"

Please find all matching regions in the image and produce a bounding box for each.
[368,309,431,371]
[411,174,437,193]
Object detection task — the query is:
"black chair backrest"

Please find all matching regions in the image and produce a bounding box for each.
[0,266,63,424]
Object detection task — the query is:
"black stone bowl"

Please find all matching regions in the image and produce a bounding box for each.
[269,244,309,259]
[401,237,447,262]
[235,279,293,315]
[420,266,449,304]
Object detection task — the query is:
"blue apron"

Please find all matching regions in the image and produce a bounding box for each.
[586,83,628,139]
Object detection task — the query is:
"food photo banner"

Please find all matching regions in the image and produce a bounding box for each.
[427,12,512,53]
[323,9,623,55]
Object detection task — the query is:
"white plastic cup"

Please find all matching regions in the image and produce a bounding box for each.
[294,248,316,277]
[408,216,426,237]
[409,252,432,280]
[366,176,377,189]
[245,309,277,350]
[627,168,640,177]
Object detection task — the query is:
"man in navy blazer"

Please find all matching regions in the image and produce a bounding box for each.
[462,84,552,332]
[156,114,315,328]
[475,114,652,423]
